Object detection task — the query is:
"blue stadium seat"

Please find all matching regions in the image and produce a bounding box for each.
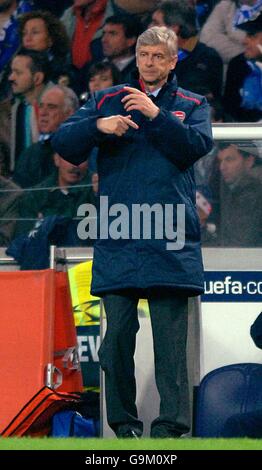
[194,363,262,437]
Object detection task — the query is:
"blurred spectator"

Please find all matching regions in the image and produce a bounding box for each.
[0,0,34,74]
[13,85,79,188]
[7,213,89,268]
[61,0,108,69]
[88,60,120,92]
[18,10,71,84]
[210,141,262,246]
[80,60,120,103]
[149,0,223,97]
[224,12,262,121]
[196,189,217,244]
[16,152,95,236]
[9,48,52,171]
[0,174,21,245]
[200,1,246,68]
[234,0,262,26]
[101,14,142,81]
[196,187,212,224]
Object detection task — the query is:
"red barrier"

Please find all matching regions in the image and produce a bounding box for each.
[0,269,83,435]
[54,271,83,392]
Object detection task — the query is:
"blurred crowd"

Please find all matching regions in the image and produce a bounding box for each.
[0,0,261,252]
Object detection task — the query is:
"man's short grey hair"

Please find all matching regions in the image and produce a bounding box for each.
[136,26,178,57]
[59,85,79,113]
[44,85,79,113]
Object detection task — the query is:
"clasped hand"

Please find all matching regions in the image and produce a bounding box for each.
[122,86,160,119]
[96,87,159,136]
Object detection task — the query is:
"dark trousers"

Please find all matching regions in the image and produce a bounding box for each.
[99,289,190,436]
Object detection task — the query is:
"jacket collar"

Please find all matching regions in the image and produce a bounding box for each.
[130,69,178,96]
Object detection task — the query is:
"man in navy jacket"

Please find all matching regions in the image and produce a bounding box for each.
[52,26,213,438]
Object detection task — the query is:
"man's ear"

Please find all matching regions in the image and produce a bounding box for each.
[172,24,180,36]
[65,108,74,119]
[127,36,137,50]
[170,55,178,70]
[33,71,44,87]
[246,155,255,170]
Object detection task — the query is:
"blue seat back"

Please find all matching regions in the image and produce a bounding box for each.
[194,363,262,437]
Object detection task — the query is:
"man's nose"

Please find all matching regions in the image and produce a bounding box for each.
[39,107,48,116]
[92,79,100,89]
[145,56,154,66]
[220,161,226,171]
[24,32,31,40]
[243,36,250,47]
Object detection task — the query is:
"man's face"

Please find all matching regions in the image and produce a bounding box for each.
[217,145,252,184]
[102,23,135,59]
[136,43,177,88]
[54,154,88,186]
[38,88,70,134]
[243,32,262,59]
[9,55,35,96]
[149,10,165,28]
[88,69,114,93]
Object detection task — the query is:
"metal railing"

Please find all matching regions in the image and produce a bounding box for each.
[0,247,94,267]
[212,123,262,140]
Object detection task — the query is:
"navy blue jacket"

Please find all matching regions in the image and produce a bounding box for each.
[52,76,213,296]
[250,312,262,350]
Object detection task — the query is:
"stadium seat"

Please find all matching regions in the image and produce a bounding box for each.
[194,363,262,437]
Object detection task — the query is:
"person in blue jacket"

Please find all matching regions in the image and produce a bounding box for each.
[52,26,213,438]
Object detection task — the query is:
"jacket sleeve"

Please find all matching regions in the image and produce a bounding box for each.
[51,94,105,165]
[144,98,214,171]
[250,312,262,350]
